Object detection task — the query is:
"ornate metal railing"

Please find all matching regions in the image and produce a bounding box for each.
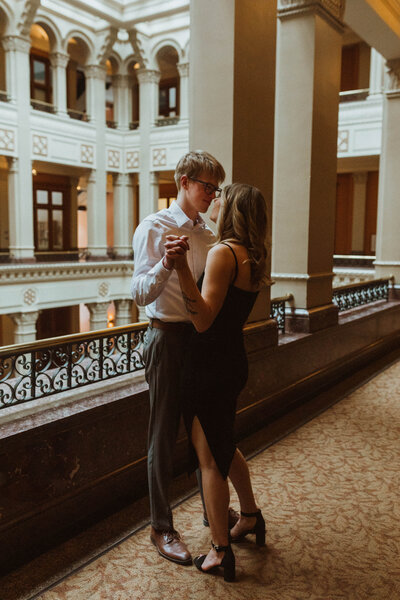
[106,120,118,129]
[270,294,293,332]
[129,120,139,130]
[0,322,147,410]
[332,278,393,312]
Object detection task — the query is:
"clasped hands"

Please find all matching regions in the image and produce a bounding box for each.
[163,235,190,270]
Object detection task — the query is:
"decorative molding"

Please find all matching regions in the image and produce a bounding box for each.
[98,281,110,297]
[9,310,39,326]
[385,59,400,94]
[84,65,107,81]
[0,129,15,152]
[16,0,40,38]
[0,261,134,285]
[2,35,31,54]
[177,62,189,78]
[96,27,118,65]
[337,129,349,153]
[137,69,161,85]
[152,148,167,168]
[271,271,334,280]
[23,288,37,305]
[81,144,94,164]
[107,149,121,169]
[126,150,139,169]
[49,52,70,69]
[278,0,345,30]
[32,134,48,157]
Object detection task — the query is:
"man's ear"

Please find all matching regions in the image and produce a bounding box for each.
[180,175,189,190]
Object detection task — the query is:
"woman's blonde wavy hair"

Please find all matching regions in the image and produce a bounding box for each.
[215,183,270,287]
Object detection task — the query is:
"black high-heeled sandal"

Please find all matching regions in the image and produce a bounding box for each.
[193,542,236,582]
[230,509,266,546]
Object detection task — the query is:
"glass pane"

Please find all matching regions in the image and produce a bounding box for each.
[37,190,48,204]
[37,209,49,250]
[33,60,46,83]
[159,88,168,113]
[52,210,63,249]
[52,191,63,206]
[169,87,176,107]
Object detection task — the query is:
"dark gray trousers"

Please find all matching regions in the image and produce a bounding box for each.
[144,325,198,531]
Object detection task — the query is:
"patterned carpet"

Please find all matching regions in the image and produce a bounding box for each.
[31,359,400,599]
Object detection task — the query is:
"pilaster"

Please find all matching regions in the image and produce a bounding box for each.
[113,173,134,258]
[112,74,131,130]
[375,59,400,284]
[272,0,344,332]
[10,311,39,344]
[7,157,35,262]
[177,62,189,123]
[86,170,108,259]
[50,52,69,116]
[114,299,133,326]
[86,301,110,331]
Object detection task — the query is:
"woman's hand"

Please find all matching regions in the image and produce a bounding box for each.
[164,235,190,271]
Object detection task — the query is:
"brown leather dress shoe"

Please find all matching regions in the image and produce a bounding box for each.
[150,527,192,565]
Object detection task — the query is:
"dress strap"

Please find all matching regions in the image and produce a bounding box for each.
[221,242,239,284]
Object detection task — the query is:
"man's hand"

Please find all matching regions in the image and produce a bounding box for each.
[163,235,190,270]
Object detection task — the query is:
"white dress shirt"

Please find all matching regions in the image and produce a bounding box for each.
[130,201,215,322]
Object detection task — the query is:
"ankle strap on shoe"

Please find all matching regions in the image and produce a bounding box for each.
[240,509,260,517]
[211,541,230,553]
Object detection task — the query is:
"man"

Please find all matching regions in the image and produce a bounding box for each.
[131,151,225,565]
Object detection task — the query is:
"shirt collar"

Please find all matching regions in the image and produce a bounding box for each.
[169,200,206,229]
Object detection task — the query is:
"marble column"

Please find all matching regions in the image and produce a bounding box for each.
[368,48,384,97]
[86,301,110,331]
[10,311,39,344]
[3,36,35,261]
[113,172,134,258]
[272,0,344,332]
[114,299,133,326]
[112,74,131,131]
[86,170,108,258]
[351,172,367,254]
[137,69,160,219]
[375,59,400,287]
[190,0,277,335]
[84,65,108,259]
[177,62,189,124]
[49,52,69,116]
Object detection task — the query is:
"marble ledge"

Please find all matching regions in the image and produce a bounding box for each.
[0,370,147,440]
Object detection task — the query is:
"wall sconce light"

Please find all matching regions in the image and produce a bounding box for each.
[32,168,37,176]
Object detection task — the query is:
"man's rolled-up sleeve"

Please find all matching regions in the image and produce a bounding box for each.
[130,221,172,306]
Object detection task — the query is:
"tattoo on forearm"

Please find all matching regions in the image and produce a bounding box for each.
[182,292,198,315]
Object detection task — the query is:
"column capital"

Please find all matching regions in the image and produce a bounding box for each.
[10,311,40,327]
[2,35,31,54]
[113,172,131,186]
[385,59,400,96]
[49,52,70,69]
[278,0,345,30]
[87,169,97,185]
[84,64,107,81]
[177,62,189,77]
[112,73,131,88]
[137,69,161,84]
[7,156,19,173]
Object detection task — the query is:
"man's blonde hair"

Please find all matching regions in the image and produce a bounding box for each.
[174,150,225,190]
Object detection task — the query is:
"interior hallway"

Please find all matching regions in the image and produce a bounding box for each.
[3,357,400,600]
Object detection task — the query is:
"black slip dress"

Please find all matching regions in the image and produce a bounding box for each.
[181,242,259,479]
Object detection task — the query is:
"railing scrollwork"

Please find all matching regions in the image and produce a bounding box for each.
[332,277,394,312]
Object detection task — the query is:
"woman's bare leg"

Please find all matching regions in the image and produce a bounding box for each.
[191,416,230,570]
[228,448,259,537]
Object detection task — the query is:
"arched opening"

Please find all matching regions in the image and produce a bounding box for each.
[156,45,179,121]
[30,24,54,112]
[66,37,89,120]
[105,58,117,128]
[128,60,140,129]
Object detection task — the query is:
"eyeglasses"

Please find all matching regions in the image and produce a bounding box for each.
[189,177,222,198]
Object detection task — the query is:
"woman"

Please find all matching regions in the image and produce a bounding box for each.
[165,183,269,582]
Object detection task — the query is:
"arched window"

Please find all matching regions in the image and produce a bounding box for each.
[156,46,179,118]
[66,37,89,121]
[30,24,53,112]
